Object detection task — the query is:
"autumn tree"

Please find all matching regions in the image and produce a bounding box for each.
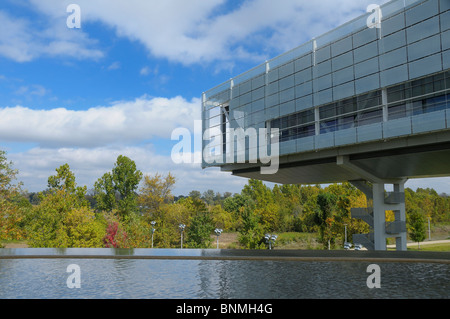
[0,150,29,242]
[26,164,105,248]
[139,172,176,216]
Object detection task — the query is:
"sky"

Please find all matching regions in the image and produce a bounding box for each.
[1,0,449,196]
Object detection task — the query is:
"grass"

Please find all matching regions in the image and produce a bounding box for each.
[407,242,450,252]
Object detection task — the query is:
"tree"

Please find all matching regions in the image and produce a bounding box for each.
[0,150,29,241]
[47,163,87,203]
[186,211,214,248]
[94,155,143,218]
[408,208,427,249]
[139,172,176,216]
[315,192,338,249]
[27,164,104,248]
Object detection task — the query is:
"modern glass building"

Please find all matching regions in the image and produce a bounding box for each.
[203,0,449,167]
[202,0,450,250]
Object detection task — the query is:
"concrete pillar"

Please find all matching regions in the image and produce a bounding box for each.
[394,182,407,251]
[372,183,387,251]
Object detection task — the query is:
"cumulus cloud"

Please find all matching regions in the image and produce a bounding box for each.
[0,95,200,148]
[22,0,388,65]
[9,146,249,195]
[0,10,103,63]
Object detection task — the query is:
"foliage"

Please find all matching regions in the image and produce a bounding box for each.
[25,164,104,248]
[407,207,427,247]
[1,150,449,250]
[139,172,176,216]
[94,155,143,218]
[186,211,214,248]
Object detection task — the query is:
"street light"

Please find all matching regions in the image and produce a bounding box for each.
[179,224,186,249]
[265,234,277,250]
[151,221,156,248]
[215,228,223,249]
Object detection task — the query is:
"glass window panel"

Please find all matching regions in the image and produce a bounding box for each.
[279,74,295,91]
[314,89,333,106]
[332,51,353,72]
[331,36,353,56]
[295,81,313,98]
[408,53,443,79]
[406,16,440,44]
[406,0,439,27]
[382,12,405,36]
[295,68,312,85]
[441,11,450,32]
[354,41,378,64]
[280,87,295,104]
[355,73,380,95]
[353,27,378,48]
[407,34,441,62]
[319,103,336,119]
[379,47,407,71]
[313,60,331,78]
[315,45,331,64]
[358,109,383,126]
[338,115,357,130]
[320,119,338,133]
[294,54,312,72]
[333,66,354,85]
[388,103,407,120]
[380,64,409,87]
[333,82,355,101]
[441,0,450,12]
[354,57,379,79]
[314,74,332,92]
[279,62,294,78]
[442,30,450,51]
[379,30,407,54]
[267,81,279,96]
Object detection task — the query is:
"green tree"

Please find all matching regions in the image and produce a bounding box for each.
[0,150,29,241]
[95,155,143,218]
[315,192,338,249]
[47,163,88,203]
[186,211,214,248]
[408,208,427,249]
[27,164,104,248]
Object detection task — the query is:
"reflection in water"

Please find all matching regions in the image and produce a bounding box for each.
[0,250,448,299]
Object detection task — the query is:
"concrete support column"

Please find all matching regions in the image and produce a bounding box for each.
[394,182,407,251]
[372,182,387,251]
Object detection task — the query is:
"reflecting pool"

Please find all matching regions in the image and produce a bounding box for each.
[0,249,448,299]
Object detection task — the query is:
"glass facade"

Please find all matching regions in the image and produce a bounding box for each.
[202,0,450,167]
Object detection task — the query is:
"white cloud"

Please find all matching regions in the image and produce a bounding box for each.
[0,95,200,148]
[23,0,389,66]
[0,9,103,62]
[107,61,121,70]
[9,145,248,195]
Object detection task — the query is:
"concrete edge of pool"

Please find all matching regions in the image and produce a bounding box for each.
[0,248,449,264]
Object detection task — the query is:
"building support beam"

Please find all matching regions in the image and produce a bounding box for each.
[338,156,407,251]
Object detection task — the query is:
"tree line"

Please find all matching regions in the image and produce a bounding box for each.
[0,150,448,249]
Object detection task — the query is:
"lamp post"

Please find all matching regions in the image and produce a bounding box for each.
[215,228,223,249]
[265,234,277,250]
[151,221,156,248]
[179,224,186,249]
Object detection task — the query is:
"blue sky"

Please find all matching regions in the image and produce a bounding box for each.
[1,0,449,195]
